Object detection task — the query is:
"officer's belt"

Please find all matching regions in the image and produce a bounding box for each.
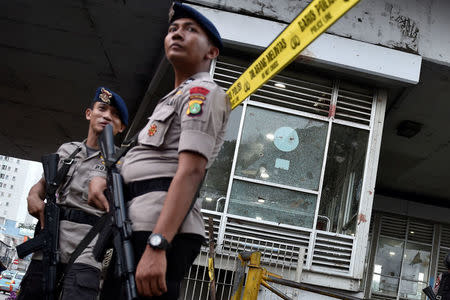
[59,207,101,226]
[125,177,173,201]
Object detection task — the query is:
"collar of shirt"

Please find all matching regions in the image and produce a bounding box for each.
[81,139,101,159]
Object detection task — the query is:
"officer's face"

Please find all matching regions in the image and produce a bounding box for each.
[86,102,125,135]
[165,18,218,68]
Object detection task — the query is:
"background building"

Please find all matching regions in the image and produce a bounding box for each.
[0,155,41,271]
[0,155,41,224]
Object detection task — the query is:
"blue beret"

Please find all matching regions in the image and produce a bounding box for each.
[170,2,223,51]
[92,87,129,126]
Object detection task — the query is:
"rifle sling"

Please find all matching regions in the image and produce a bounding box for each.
[113,132,139,165]
[57,213,110,290]
[53,146,82,186]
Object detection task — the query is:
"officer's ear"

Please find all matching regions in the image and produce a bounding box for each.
[86,107,93,121]
[118,123,126,134]
[205,43,219,61]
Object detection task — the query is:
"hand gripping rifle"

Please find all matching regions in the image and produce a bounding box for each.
[96,124,138,300]
[16,154,61,300]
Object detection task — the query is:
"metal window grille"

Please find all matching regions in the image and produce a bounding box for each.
[181,57,381,298]
[438,224,450,274]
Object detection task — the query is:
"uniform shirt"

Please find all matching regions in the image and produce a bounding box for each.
[33,141,107,268]
[122,72,230,236]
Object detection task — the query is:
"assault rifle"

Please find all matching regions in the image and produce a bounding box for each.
[16,154,61,300]
[96,123,138,300]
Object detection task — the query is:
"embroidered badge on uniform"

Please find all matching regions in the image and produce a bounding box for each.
[190,87,210,96]
[99,88,112,104]
[148,124,157,136]
[186,100,203,116]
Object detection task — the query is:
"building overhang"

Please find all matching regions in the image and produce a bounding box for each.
[194,4,422,85]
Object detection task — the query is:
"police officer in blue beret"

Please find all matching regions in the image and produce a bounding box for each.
[89,2,230,299]
[18,87,128,300]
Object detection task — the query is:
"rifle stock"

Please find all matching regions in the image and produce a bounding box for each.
[99,124,138,300]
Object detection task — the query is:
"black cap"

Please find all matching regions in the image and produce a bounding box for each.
[92,87,129,126]
[169,2,223,51]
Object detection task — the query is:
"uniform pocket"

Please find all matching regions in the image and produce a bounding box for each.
[139,105,176,147]
[75,271,99,291]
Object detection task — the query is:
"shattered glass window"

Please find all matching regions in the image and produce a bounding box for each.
[318,124,369,234]
[200,106,243,212]
[235,106,328,191]
[228,179,317,228]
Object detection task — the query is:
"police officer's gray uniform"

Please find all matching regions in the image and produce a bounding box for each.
[18,86,128,300]
[122,72,230,236]
[55,141,107,267]
[24,142,107,299]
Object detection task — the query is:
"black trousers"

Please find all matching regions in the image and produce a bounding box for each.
[17,260,100,300]
[100,231,203,300]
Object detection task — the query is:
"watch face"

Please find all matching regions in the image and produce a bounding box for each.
[150,234,162,246]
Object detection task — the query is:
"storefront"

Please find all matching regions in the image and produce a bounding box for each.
[164,4,424,299]
[364,211,450,300]
[181,53,386,299]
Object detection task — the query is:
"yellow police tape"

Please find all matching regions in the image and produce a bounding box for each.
[226,0,360,109]
[208,257,215,281]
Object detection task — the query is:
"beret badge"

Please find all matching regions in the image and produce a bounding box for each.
[99,88,112,104]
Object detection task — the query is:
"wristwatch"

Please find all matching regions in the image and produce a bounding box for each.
[148,233,170,250]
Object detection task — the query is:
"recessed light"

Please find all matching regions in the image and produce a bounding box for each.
[274,82,286,89]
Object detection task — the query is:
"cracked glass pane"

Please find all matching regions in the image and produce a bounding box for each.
[235,106,328,191]
[200,106,243,212]
[318,124,369,234]
[228,179,317,228]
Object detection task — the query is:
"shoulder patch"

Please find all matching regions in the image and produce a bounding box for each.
[186,100,204,116]
[190,86,210,96]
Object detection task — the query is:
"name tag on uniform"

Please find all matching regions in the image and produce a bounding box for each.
[94,164,106,171]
